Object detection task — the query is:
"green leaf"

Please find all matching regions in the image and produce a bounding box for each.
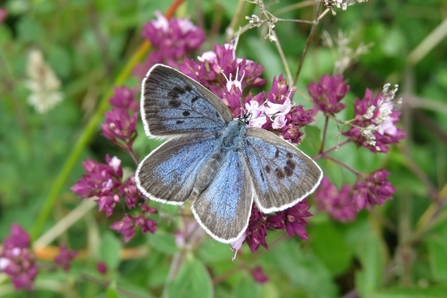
[366,286,447,298]
[167,257,213,298]
[232,274,258,298]
[147,232,178,255]
[100,231,122,271]
[308,221,353,276]
[321,158,345,189]
[106,281,120,298]
[17,17,44,42]
[266,241,338,298]
[355,225,384,296]
[197,238,234,264]
[425,236,447,282]
[303,125,322,156]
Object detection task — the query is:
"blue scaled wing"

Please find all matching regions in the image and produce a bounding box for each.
[191,150,253,243]
[136,133,217,204]
[242,127,323,213]
[141,64,233,138]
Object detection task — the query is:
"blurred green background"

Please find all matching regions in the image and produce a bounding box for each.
[1,0,447,297]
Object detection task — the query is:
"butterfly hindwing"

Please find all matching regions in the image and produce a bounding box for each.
[141,64,233,137]
[191,150,253,243]
[243,127,323,213]
[135,133,217,204]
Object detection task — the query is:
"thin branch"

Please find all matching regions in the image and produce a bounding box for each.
[293,0,322,86]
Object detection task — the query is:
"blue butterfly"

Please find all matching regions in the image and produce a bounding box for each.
[135,64,323,243]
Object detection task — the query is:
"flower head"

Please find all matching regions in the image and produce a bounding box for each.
[0,224,38,290]
[110,215,136,242]
[314,177,357,222]
[251,266,269,284]
[179,43,265,101]
[0,8,7,24]
[268,200,312,239]
[54,244,78,271]
[307,74,349,114]
[353,170,396,211]
[96,262,108,275]
[110,204,158,242]
[109,87,138,111]
[25,49,63,113]
[343,84,405,153]
[136,11,205,73]
[102,108,138,142]
[245,206,269,253]
[71,155,124,216]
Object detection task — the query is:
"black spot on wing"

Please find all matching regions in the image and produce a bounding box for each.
[176,120,184,124]
[173,85,186,94]
[191,96,200,103]
[275,149,280,158]
[169,99,181,108]
[286,152,293,159]
[275,167,285,179]
[265,165,271,173]
[286,159,296,170]
[283,157,297,177]
[182,111,191,117]
[283,165,293,177]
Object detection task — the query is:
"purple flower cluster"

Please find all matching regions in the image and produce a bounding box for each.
[135,11,205,76]
[102,87,138,151]
[0,8,7,24]
[314,177,357,222]
[179,43,315,144]
[314,171,396,221]
[245,74,316,143]
[110,204,157,242]
[307,75,349,114]
[179,43,265,103]
[232,201,312,253]
[71,155,158,242]
[353,170,396,211]
[308,75,404,153]
[0,224,38,290]
[54,244,77,272]
[71,155,124,216]
[251,266,269,284]
[343,86,405,153]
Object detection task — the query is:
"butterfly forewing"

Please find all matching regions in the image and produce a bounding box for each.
[191,150,253,243]
[141,64,233,137]
[243,127,323,213]
[136,133,217,204]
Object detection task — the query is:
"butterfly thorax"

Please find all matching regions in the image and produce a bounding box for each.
[191,119,247,198]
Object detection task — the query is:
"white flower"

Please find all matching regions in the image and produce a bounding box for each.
[264,97,292,117]
[0,258,10,270]
[197,51,217,63]
[271,114,287,129]
[109,156,122,172]
[375,100,396,136]
[177,18,197,34]
[245,100,267,128]
[25,49,63,113]
[152,11,169,32]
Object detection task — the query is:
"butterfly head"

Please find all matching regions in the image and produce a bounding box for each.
[238,113,251,125]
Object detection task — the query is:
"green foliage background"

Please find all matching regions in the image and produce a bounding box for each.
[1,0,447,297]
